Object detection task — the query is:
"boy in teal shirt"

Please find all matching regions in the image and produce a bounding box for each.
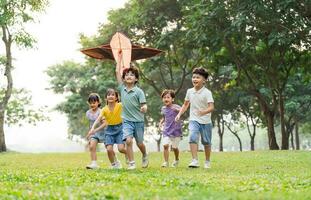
[115,55,149,170]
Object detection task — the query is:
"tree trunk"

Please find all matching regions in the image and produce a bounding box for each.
[234,132,242,152]
[0,114,6,152]
[290,130,295,150]
[266,112,279,150]
[217,116,224,152]
[225,123,242,152]
[0,25,13,152]
[250,136,255,151]
[279,93,289,149]
[295,119,300,150]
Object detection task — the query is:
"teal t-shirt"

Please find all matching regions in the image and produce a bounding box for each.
[118,84,146,122]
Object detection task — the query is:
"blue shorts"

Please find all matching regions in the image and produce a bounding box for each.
[90,129,105,143]
[189,121,212,145]
[105,124,124,145]
[122,120,144,144]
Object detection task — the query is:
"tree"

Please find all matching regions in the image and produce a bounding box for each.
[0,0,49,152]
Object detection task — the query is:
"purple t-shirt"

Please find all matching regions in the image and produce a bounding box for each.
[161,104,182,137]
[86,108,101,129]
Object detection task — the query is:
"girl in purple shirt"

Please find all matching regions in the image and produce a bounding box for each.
[159,89,182,168]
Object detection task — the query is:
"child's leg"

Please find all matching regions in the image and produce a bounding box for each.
[123,121,135,163]
[189,121,200,160]
[134,122,147,157]
[201,123,212,161]
[136,142,147,156]
[172,147,179,161]
[204,145,211,161]
[171,137,181,161]
[117,144,126,154]
[106,145,115,164]
[89,140,98,161]
[163,144,169,162]
[125,137,134,161]
[190,143,198,160]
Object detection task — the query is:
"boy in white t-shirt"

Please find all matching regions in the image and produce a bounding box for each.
[175,67,214,169]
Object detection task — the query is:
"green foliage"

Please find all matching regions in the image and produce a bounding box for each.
[0,89,48,126]
[0,0,49,48]
[0,151,310,199]
[46,61,118,137]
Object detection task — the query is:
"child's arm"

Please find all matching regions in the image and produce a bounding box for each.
[197,102,214,116]
[172,104,181,112]
[86,115,106,139]
[159,117,164,130]
[175,100,190,121]
[115,51,123,85]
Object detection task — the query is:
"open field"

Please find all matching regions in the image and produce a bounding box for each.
[0,151,310,199]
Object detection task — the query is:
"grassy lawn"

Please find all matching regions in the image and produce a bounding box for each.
[0,151,310,199]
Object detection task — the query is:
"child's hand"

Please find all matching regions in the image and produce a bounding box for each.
[86,130,95,139]
[175,114,181,122]
[196,110,205,116]
[140,104,147,113]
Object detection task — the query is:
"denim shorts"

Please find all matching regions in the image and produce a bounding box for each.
[90,129,105,143]
[189,120,212,145]
[122,120,144,144]
[105,124,124,145]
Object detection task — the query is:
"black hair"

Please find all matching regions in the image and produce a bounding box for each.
[122,67,139,84]
[88,93,101,107]
[161,89,175,99]
[192,67,209,79]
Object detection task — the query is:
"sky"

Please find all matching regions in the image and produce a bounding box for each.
[4,0,128,152]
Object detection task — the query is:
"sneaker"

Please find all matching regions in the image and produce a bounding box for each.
[112,160,122,169]
[142,154,149,168]
[204,161,211,169]
[188,159,199,168]
[161,162,169,168]
[171,160,179,168]
[86,162,99,169]
[127,161,136,170]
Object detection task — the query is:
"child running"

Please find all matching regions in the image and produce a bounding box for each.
[159,89,182,168]
[115,53,149,170]
[85,93,106,169]
[175,67,214,169]
[88,88,126,169]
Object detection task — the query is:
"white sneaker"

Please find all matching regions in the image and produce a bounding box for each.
[204,161,211,169]
[142,154,149,168]
[128,161,136,170]
[112,160,122,169]
[86,162,99,169]
[171,160,179,168]
[188,159,199,168]
[161,162,169,168]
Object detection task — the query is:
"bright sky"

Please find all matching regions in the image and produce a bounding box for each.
[5,0,128,152]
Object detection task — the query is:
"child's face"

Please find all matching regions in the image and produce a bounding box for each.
[106,92,118,103]
[124,71,137,84]
[162,93,174,106]
[192,73,206,88]
[89,100,99,110]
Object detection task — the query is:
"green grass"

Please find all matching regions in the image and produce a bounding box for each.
[0,151,310,199]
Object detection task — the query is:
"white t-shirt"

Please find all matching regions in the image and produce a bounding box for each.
[185,86,214,124]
